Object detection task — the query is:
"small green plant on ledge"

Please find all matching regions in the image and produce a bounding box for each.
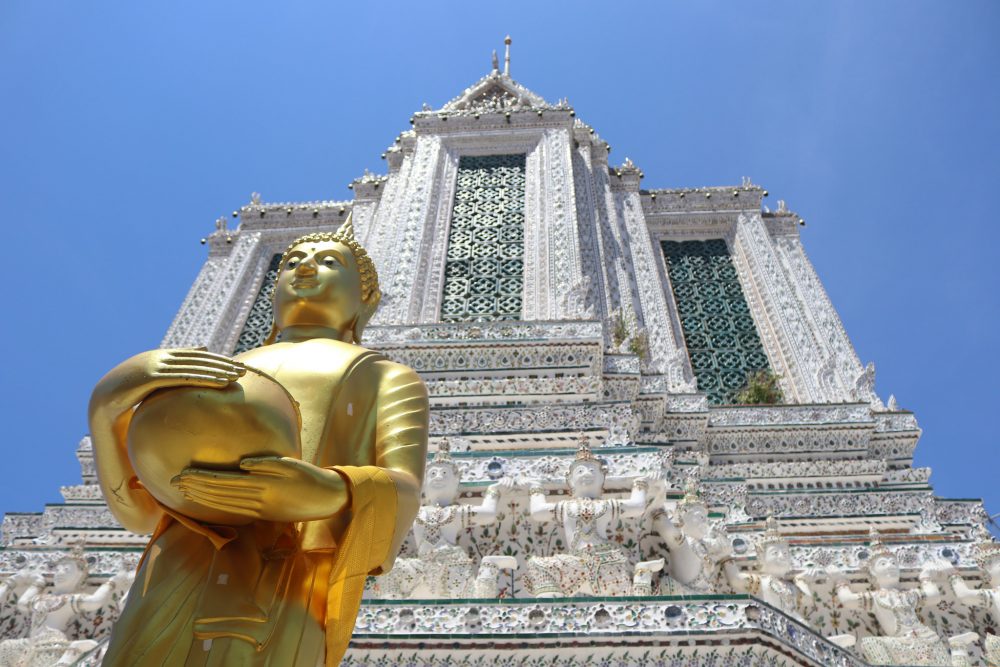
[735,370,784,405]
[609,308,629,348]
[628,329,649,361]
[608,307,650,361]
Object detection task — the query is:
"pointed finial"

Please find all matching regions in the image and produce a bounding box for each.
[335,211,355,240]
[491,49,499,72]
[565,431,607,480]
[868,526,892,559]
[504,35,511,76]
[56,540,90,574]
[428,438,460,474]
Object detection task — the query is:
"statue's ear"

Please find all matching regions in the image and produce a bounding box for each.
[351,294,381,344]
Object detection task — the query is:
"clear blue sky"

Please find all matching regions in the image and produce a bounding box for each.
[1,2,997,521]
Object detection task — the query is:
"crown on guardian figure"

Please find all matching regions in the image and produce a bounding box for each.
[566,433,608,479]
[428,438,461,475]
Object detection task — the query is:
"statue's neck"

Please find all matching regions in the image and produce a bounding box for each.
[278,325,352,344]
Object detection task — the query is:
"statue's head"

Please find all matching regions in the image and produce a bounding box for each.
[272,214,381,344]
[566,434,606,499]
[864,529,900,587]
[676,479,709,539]
[423,439,461,504]
[52,545,88,593]
[756,517,792,576]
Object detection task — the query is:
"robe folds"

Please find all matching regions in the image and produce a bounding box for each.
[103,341,428,666]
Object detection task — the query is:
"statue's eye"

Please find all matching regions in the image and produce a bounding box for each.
[287,259,299,269]
[323,256,338,267]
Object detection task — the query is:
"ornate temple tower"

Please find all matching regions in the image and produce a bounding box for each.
[1,47,996,666]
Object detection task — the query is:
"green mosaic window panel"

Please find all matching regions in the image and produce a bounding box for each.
[440,154,526,322]
[233,253,282,354]
[661,239,771,404]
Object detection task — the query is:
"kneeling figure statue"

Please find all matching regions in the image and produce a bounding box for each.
[524,435,654,598]
[371,439,517,599]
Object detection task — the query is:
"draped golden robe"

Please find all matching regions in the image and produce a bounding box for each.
[103,340,428,667]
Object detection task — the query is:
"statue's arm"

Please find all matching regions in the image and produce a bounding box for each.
[835,581,867,609]
[918,559,952,603]
[470,478,515,525]
[89,351,166,534]
[75,571,134,612]
[619,478,649,517]
[89,349,244,533]
[373,361,430,567]
[723,559,753,593]
[950,573,989,607]
[652,508,682,545]
[527,483,557,523]
[15,573,46,609]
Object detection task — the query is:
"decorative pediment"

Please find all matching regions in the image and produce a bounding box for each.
[440,72,553,112]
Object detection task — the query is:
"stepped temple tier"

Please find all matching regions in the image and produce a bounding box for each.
[2,44,997,666]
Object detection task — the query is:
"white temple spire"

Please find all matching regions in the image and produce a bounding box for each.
[504,35,511,76]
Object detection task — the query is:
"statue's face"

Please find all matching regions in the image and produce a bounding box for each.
[274,240,362,335]
[424,464,459,502]
[871,556,900,586]
[680,505,709,539]
[53,561,84,592]
[568,461,604,498]
[762,544,792,575]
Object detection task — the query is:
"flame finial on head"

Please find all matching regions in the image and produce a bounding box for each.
[335,212,355,240]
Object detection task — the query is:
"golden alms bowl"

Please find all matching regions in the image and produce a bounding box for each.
[127,366,301,525]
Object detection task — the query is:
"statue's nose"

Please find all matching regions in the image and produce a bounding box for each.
[296,258,318,275]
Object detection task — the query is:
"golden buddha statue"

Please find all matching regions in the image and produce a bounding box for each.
[88,215,428,666]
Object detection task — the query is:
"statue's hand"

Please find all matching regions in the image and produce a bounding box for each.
[706,533,732,559]
[794,566,827,584]
[172,457,347,522]
[491,477,517,494]
[101,348,246,408]
[521,478,549,496]
[110,570,135,590]
[143,348,246,391]
[825,565,849,584]
[919,558,956,581]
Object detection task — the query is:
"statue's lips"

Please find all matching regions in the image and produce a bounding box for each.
[126,366,302,526]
